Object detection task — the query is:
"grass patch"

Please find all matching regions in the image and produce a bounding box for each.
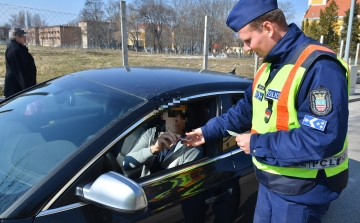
[0,45,256,85]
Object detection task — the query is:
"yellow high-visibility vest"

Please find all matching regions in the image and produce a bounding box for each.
[251,44,349,190]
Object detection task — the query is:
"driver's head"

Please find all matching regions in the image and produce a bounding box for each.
[162,105,188,134]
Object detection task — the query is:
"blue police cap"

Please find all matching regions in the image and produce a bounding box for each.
[226,0,278,32]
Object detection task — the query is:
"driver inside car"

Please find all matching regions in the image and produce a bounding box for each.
[123,105,204,177]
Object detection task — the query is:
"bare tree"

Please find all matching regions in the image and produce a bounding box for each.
[127,3,143,50]
[9,11,26,28]
[2,23,11,28]
[32,13,47,27]
[278,1,296,23]
[128,0,291,55]
[67,18,81,27]
[134,0,176,52]
[171,0,204,54]
[18,11,26,28]
[222,0,295,54]
[80,0,106,22]
[9,13,17,27]
[172,0,237,54]
[80,0,108,48]
[105,0,121,48]
[204,0,238,53]
[26,11,32,27]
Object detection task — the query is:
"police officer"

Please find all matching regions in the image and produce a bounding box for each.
[5,28,37,98]
[185,0,349,222]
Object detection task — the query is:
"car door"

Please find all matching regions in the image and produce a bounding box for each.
[33,94,244,223]
[219,93,259,222]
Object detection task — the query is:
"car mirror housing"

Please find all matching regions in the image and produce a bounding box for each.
[76,171,148,214]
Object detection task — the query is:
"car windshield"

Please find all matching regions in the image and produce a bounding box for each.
[0,75,145,214]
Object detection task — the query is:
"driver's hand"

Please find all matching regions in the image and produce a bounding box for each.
[150,132,180,155]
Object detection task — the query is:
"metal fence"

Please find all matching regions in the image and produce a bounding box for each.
[0,3,122,49]
[0,2,258,83]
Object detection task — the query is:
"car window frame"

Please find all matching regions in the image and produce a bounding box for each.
[220,93,246,153]
[39,90,246,214]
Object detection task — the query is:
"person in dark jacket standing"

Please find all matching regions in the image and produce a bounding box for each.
[4,28,37,98]
[184,0,349,222]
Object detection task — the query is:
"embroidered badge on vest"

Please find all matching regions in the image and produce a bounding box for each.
[255,90,264,101]
[257,84,265,91]
[264,108,272,123]
[309,87,332,116]
[265,89,281,100]
[264,99,273,123]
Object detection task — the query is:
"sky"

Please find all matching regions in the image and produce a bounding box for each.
[0,0,309,26]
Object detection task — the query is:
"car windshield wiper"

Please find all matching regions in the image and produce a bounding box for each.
[0,109,13,114]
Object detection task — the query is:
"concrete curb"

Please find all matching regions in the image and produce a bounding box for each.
[349,96,360,103]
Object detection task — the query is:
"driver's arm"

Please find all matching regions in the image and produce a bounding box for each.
[123,127,157,171]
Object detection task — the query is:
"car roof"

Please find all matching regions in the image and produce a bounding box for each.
[70,66,253,100]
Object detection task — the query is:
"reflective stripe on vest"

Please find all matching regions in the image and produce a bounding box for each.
[251,44,349,179]
[276,45,335,131]
[292,147,347,169]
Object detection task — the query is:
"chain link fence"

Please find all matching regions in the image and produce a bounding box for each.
[0,2,257,97]
[0,3,122,49]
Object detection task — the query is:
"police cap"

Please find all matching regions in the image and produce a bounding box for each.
[226,0,278,32]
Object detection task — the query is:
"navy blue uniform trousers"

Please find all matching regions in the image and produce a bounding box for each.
[253,182,331,223]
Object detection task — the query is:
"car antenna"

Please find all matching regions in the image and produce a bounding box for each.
[229,68,236,75]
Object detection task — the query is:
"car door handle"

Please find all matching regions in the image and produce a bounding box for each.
[205,188,232,204]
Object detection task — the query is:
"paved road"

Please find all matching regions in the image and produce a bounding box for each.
[322,85,360,223]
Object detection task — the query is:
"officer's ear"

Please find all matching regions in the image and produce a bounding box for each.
[262,21,274,37]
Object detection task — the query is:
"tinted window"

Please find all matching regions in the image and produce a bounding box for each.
[0,75,145,214]
[222,93,245,152]
[113,100,212,180]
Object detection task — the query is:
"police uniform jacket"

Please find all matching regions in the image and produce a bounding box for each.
[201,23,348,204]
[5,40,37,98]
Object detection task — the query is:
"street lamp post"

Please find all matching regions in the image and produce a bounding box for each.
[344,0,356,62]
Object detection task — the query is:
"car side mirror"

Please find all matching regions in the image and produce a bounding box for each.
[76,171,148,214]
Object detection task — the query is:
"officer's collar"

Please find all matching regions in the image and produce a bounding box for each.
[263,23,303,66]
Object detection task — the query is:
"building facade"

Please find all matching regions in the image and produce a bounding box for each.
[79,21,120,49]
[304,0,360,34]
[127,23,146,49]
[27,26,82,48]
[27,27,40,46]
[0,27,10,44]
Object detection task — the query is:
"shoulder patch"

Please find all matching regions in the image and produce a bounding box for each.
[302,115,327,131]
[309,87,332,116]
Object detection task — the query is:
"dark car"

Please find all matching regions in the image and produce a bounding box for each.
[0,67,258,223]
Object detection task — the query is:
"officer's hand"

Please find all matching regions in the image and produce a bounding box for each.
[236,133,252,154]
[184,128,205,146]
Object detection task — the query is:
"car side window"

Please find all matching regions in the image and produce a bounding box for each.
[116,100,214,180]
[222,93,245,152]
[48,96,220,208]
